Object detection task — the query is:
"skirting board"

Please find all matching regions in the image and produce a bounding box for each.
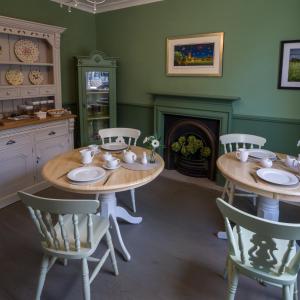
[0,181,50,209]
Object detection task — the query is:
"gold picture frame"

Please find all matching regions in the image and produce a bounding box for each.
[166,32,224,76]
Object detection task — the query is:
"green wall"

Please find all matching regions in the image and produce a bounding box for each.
[96,0,300,119]
[96,0,300,154]
[0,0,96,108]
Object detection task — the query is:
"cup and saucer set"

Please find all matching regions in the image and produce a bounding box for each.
[101,152,121,170]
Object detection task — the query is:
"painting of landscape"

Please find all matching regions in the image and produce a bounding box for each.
[288,48,300,82]
[174,43,215,67]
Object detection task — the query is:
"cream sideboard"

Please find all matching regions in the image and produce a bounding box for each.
[0,117,74,208]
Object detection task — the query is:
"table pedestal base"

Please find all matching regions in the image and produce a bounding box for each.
[99,193,143,261]
[257,196,279,221]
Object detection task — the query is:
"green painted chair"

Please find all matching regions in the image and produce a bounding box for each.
[19,192,118,300]
[216,197,300,300]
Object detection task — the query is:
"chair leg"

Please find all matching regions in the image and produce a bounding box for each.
[227,262,238,300]
[228,183,235,206]
[36,255,49,300]
[82,258,90,300]
[223,254,229,279]
[106,230,119,276]
[130,189,136,213]
[283,285,292,300]
[294,280,298,300]
[222,180,229,200]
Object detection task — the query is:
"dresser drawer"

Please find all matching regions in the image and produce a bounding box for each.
[39,86,56,96]
[20,87,39,97]
[0,133,31,150]
[0,87,19,99]
[35,124,68,141]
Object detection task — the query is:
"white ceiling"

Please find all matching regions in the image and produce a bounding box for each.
[50,0,163,14]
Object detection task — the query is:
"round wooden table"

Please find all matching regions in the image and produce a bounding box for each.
[217,152,300,221]
[42,146,164,261]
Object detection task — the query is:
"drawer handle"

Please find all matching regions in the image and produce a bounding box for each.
[6,91,11,95]
[6,140,16,145]
[48,131,56,136]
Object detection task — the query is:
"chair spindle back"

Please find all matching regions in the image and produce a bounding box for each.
[19,192,99,253]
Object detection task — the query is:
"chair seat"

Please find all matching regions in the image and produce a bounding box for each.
[231,227,297,285]
[43,214,109,258]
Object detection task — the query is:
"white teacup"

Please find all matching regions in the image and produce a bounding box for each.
[106,158,120,168]
[236,148,249,163]
[102,152,113,161]
[285,155,298,169]
[260,158,273,168]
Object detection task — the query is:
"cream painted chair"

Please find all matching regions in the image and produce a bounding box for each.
[216,197,300,300]
[98,127,141,212]
[19,192,118,300]
[219,133,267,206]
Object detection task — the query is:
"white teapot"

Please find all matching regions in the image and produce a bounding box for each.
[123,149,137,164]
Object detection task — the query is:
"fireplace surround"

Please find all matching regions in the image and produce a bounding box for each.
[151,92,240,180]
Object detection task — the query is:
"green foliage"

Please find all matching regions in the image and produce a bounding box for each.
[171,135,211,159]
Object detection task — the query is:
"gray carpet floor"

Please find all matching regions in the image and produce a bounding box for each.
[0,176,300,300]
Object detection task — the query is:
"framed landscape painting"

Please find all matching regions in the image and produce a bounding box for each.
[166,32,224,76]
[278,40,300,89]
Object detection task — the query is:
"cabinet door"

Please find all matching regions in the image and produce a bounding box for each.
[35,134,70,182]
[79,67,116,146]
[0,142,34,198]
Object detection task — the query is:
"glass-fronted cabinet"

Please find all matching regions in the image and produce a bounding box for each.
[77,51,117,146]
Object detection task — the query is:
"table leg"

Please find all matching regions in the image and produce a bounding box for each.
[99,192,143,261]
[257,196,279,221]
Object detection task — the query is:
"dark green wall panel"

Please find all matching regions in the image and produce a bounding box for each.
[0,0,96,107]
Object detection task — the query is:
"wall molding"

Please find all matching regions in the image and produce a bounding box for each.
[118,102,300,125]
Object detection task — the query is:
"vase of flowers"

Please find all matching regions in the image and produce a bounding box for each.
[143,135,160,163]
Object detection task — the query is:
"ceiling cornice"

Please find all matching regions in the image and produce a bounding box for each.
[50,0,163,14]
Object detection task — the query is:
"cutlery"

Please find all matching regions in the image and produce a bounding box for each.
[103,172,113,185]
[250,172,258,183]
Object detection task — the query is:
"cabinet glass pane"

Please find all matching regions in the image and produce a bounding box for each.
[86,71,110,118]
[87,119,109,142]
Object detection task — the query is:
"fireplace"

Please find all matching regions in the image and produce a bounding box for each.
[152,92,240,181]
[164,114,219,179]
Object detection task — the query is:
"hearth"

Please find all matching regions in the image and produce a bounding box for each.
[164,114,219,179]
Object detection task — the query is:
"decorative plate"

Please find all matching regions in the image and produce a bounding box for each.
[29,70,44,85]
[6,69,24,86]
[15,39,39,63]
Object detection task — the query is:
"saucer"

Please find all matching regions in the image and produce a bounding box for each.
[103,162,121,170]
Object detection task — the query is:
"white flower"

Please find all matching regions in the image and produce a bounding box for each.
[297,140,300,147]
[151,139,160,148]
[143,137,148,144]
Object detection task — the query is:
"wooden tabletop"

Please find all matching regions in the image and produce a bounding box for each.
[42,146,165,194]
[217,152,300,202]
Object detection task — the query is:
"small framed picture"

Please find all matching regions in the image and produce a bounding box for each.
[278,40,300,89]
[166,32,224,76]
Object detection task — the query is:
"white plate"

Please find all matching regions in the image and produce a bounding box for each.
[100,142,128,152]
[102,162,121,170]
[67,166,105,182]
[248,149,277,160]
[256,168,299,186]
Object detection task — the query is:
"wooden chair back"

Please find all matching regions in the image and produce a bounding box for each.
[19,192,99,253]
[98,128,141,146]
[220,133,266,153]
[216,197,300,275]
